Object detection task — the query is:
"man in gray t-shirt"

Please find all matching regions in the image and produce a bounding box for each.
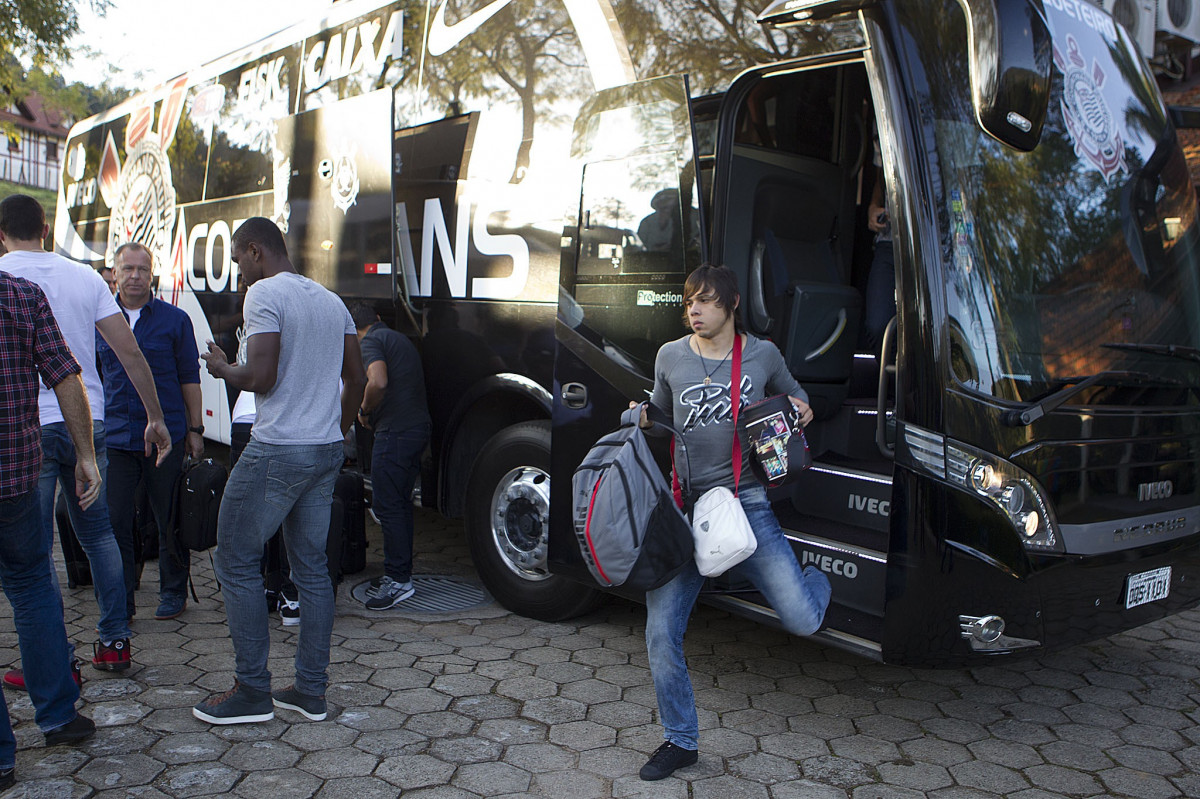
[195,218,365,726]
[634,264,831,782]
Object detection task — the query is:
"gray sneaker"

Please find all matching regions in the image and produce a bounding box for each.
[193,682,274,725]
[272,684,327,721]
[364,576,414,610]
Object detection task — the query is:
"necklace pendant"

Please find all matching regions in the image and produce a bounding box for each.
[703,376,711,385]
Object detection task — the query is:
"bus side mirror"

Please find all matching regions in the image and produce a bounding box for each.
[955,0,1052,152]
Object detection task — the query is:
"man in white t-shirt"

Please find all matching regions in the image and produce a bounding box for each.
[193,217,365,725]
[0,195,171,679]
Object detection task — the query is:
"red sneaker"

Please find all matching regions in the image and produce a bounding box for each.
[4,659,83,691]
[92,638,131,671]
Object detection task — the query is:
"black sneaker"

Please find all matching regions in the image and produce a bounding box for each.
[44,714,96,746]
[0,766,12,790]
[192,682,274,725]
[272,684,327,721]
[639,741,698,781]
[364,576,414,611]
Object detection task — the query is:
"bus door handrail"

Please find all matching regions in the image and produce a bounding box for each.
[876,315,897,459]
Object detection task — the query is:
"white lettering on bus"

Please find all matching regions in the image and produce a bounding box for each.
[802,551,858,579]
[66,178,97,209]
[238,57,287,109]
[1043,0,1118,39]
[303,11,403,92]
[395,197,531,300]
[185,218,245,293]
[848,493,891,517]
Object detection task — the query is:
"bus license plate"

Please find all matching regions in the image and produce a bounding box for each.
[1125,566,1171,609]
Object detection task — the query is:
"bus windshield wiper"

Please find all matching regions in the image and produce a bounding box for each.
[1102,341,1200,364]
[1001,370,1151,427]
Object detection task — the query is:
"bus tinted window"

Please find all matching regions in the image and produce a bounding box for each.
[898,0,1200,403]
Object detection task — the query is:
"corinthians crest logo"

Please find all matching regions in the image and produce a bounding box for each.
[98,77,190,276]
[1053,35,1127,184]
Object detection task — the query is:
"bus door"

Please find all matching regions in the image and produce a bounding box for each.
[704,53,891,658]
[547,75,706,586]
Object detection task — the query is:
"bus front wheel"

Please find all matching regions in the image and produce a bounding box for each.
[465,421,603,621]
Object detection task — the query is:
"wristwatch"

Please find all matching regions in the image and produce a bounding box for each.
[188,425,204,434]
[358,407,369,417]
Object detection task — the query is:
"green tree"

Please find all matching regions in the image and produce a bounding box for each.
[1,0,110,95]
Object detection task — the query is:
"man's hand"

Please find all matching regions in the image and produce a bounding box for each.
[186,431,205,459]
[629,401,651,429]
[789,396,814,427]
[201,341,230,379]
[868,202,888,234]
[144,418,173,466]
[75,456,102,511]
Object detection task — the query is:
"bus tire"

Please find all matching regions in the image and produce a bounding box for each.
[465,421,603,621]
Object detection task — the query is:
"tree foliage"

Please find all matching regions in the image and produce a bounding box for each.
[1,0,110,94]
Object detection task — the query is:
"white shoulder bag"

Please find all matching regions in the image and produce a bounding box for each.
[690,336,757,577]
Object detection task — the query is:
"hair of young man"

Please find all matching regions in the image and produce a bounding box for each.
[681,263,745,333]
[0,194,47,240]
[231,217,288,257]
[113,241,153,269]
[347,301,379,331]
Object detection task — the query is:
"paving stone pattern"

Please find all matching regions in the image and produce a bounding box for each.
[4,506,1200,797]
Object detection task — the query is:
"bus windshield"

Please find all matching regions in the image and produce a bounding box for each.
[899,0,1200,405]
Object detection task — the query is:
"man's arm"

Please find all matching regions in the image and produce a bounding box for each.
[51,374,101,510]
[95,313,172,465]
[182,382,204,458]
[357,361,388,427]
[201,333,280,393]
[341,334,367,436]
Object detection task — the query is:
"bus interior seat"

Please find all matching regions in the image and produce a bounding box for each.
[749,181,862,420]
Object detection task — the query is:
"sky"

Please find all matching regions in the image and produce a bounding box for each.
[65,0,335,89]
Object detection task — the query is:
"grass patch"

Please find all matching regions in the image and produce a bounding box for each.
[0,179,59,248]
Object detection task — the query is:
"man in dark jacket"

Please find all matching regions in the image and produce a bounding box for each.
[99,242,204,621]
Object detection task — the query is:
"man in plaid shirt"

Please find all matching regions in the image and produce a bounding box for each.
[0,271,104,788]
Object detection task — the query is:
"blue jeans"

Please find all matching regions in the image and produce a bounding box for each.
[0,488,81,762]
[107,445,189,611]
[39,423,131,642]
[214,439,343,696]
[372,426,429,583]
[645,485,832,750]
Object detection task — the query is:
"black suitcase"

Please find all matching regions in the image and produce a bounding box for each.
[336,471,367,576]
[56,492,92,589]
[325,494,344,589]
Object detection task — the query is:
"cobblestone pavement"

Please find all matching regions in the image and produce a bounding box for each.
[4,506,1200,798]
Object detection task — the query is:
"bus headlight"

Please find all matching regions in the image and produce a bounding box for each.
[948,442,1060,551]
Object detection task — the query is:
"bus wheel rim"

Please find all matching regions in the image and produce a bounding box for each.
[489,465,551,581]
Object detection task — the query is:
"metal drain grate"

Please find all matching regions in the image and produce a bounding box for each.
[350,574,492,613]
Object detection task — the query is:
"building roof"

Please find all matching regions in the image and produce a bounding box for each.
[0,91,70,139]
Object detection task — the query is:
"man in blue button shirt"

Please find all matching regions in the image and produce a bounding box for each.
[100,242,204,622]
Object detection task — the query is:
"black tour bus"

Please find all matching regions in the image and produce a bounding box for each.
[58,0,1200,664]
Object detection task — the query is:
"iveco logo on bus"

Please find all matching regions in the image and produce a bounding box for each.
[1138,481,1173,502]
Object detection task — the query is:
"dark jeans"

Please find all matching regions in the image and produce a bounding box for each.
[372,425,429,583]
[232,423,292,595]
[108,445,188,611]
[0,487,81,765]
[863,239,895,352]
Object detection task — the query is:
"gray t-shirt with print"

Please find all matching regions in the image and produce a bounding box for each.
[650,334,806,495]
[242,271,354,445]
